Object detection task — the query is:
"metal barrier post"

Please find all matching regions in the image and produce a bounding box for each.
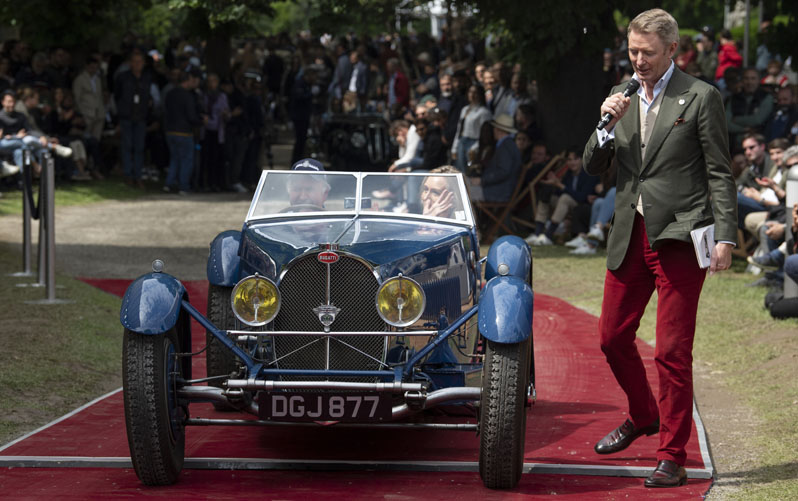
[9,150,34,277]
[25,151,71,305]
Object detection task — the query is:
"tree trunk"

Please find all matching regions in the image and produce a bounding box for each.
[536,48,607,155]
[205,31,232,79]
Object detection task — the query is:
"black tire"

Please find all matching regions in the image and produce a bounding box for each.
[123,328,186,486]
[479,338,530,489]
[206,284,239,385]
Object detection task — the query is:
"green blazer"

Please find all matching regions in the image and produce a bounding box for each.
[583,67,738,271]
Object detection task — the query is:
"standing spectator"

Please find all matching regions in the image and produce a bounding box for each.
[72,57,105,141]
[483,69,511,118]
[0,56,14,93]
[327,41,352,107]
[438,72,467,151]
[221,77,247,192]
[386,58,409,117]
[469,114,520,202]
[289,65,314,164]
[241,73,265,187]
[715,30,743,84]
[694,32,717,83]
[727,68,774,147]
[343,49,369,113]
[451,84,491,173]
[163,70,203,194]
[201,73,229,192]
[420,112,447,171]
[514,103,544,142]
[115,50,152,187]
[507,72,532,118]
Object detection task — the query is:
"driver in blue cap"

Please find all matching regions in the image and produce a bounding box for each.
[287,158,329,208]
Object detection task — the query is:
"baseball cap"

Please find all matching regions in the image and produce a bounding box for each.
[291,158,325,171]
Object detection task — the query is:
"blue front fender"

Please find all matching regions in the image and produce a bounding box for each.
[478,275,534,344]
[207,230,241,287]
[485,235,531,282]
[120,273,188,334]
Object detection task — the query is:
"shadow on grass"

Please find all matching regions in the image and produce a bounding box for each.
[716,460,798,487]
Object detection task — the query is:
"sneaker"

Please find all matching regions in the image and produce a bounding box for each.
[588,225,605,242]
[231,182,248,193]
[148,168,160,182]
[52,144,73,158]
[524,233,539,245]
[565,235,587,248]
[1,160,20,177]
[747,254,780,271]
[178,190,190,196]
[570,243,597,255]
[534,234,553,246]
[163,185,175,193]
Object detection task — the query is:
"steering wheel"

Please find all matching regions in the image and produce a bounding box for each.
[278,204,325,213]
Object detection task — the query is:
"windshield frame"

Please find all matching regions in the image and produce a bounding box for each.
[245,171,475,227]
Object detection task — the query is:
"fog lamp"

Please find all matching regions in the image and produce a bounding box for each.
[376,275,426,327]
[231,275,281,326]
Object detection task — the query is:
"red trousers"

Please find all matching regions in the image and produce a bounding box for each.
[599,213,705,465]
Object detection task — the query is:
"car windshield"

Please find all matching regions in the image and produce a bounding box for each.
[247,171,472,225]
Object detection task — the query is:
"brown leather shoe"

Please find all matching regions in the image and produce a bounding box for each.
[594,418,659,455]
[644,460,687,487]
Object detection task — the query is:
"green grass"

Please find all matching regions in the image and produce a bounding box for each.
[0,178,146,217]
[530,245,798,499]
[0,243,122,444]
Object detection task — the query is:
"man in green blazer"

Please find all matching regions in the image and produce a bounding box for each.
[582,8,737,488]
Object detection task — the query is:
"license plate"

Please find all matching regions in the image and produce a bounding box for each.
[259,392,392,422]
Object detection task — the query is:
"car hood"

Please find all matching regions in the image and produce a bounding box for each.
[240,216,474,276]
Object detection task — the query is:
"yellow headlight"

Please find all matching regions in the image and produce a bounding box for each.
[231,275,281,326]
[376,275,426,327]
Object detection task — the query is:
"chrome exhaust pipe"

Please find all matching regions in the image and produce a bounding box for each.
[392,387,480,420]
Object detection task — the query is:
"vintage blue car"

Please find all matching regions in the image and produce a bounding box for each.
[120,170,534,489]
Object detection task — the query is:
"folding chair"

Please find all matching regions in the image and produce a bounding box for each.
[510,152,566,233]
[474,162,534,244]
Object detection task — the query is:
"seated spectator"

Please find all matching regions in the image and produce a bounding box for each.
[737,133,772,190]
[514,103,544,142]
[0,89,72,170]
[737,133,778,227]
[420,111,447,171]
[467,120,495,178]
[727,67,774,147]
[450,84,491,173]
[566,160,618,255]
[760,60,789,91]
[764,86,798,142]
[468,113,521,202]
[674,34,696,71]
[388,119,422,173]
[15,51,54,90]
[526,147,599,246]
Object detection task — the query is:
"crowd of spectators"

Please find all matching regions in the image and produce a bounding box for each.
[1,19,797,313]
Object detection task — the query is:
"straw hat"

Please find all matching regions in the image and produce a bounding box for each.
[490,114,517,134]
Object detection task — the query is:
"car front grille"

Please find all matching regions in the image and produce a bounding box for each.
[272,253,386,381]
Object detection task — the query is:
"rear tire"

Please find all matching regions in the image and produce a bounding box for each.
[479,338,530,489]
[206,285,239,403]
[123,328,185,485]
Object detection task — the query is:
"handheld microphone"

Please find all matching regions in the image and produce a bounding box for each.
[596,79,640,131]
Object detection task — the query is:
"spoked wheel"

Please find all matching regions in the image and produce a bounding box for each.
[205,284,239,408]
[479,338,530,489]
[123,328,186,485]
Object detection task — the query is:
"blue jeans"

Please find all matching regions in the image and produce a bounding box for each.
[590,187,617,227]
[0,137,25,166]
[737,192,767,229]
[120,119,147,180]
[455,137,476,173]
[785,254,798,283]
[165,134,195,192]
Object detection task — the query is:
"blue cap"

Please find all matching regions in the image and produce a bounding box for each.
[291,158,325,171]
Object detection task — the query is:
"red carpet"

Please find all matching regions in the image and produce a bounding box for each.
[0,278,714,499]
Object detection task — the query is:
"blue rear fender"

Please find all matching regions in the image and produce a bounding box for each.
[484,235,531,282]
[121,273,188,335]
[477,275,534,344]
[207,230,241,287]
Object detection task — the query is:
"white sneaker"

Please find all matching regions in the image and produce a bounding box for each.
[52,144,73,158]
[570,243,597,255]
[524,233,539,245]
[535,234,553,246]
[565,235,587,248]
[587,225,605,242]
[231,182,248,193]
[1,160,20,177]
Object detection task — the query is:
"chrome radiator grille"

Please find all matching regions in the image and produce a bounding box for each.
[272,253,386,381]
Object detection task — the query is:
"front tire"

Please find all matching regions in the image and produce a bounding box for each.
[123,328,186,485]
[205,284,239,389]
[479,338,530,489]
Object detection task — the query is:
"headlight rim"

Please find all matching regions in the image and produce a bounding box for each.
[230,274,281,327]
[375,274,426,328]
